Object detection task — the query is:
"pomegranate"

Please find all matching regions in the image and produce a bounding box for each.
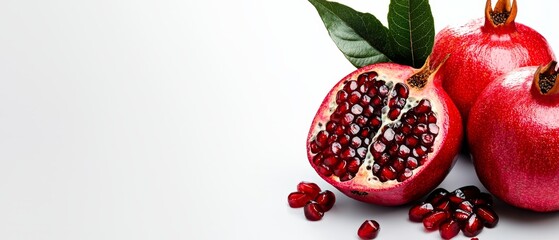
[306,60,463,206]
[357,220,380,239]
[430,0,554,125]
[409,186,499,239]
[468,61,559,212]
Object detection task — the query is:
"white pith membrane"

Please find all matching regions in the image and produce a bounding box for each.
[308,69,442,189]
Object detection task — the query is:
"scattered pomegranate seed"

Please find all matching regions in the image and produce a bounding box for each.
[297,181,321,199]
[288,192,312,208]
[409,202,433,222]
[423,210,449,230]
[439,219,460,239]
[357,219,380,239]
[408,185,498,239]
[304,201,324,221]
[315,190,336,212]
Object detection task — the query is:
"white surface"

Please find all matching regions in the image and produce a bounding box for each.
[0,0,558,239]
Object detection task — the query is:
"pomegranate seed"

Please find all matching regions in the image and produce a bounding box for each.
[349,91,361,104]
[355,115,367,126]
[435,200,451,212]
[323,156,340,168]
[476,205,499,228]
[406,157,419,169]
[342,113,355,126]
[357,220,380,239]
[459,185,481,199]
[394,82,409,98]
[333,161,347,176]
[316,131,328,148]
[405,136,419,147]
[454,209,471,222]
[413,123,428,135]
[380,166,397,181]
[428,123,439,135]
[287,192,312,208]
[372,141,386,153]
[448,188,467,204]
[353,147,365,158]
[310,141,321,153]
[344,80,358,92]
[315,190,336,212]
[414,99,431,114]
[357,74,368,85]
[409,202,434,222]
[336,90,348,104]
[347,158,361,174]
[296,181,321,199]
[439,219,460,239]
[388,108,400,120]
[352,104,364,115]
[425,188,449,205]
[383,128,395,142]
[393,157,406,172]
[458,200,474,213]
[473,192,494,206]
[398,145,410,158]
[462,213,483,237]
[341,148,356,158]
[423,210,449,230]
[317,165,332,177]
[304,201,324,221]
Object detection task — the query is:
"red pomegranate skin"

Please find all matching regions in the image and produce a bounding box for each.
[430,0,555,124]
[468,64,559,212]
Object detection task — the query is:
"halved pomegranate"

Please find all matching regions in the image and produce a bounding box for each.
[306,60,463,206]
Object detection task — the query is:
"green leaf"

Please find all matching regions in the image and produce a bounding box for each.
[309,0,392,68]
[387,0,435,68]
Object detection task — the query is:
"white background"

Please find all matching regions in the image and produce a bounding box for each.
[0,0,558,239]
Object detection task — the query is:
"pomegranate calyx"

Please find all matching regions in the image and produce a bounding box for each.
[484,0,517,28]
[407,55,448,89]
[533,60,559,95]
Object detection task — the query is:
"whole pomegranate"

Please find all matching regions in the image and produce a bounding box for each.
[306,60,462,206]
[430,0,554,125]
[468,61,559,212]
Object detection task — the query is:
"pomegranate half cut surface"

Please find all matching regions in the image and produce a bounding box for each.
[307,61,463,206]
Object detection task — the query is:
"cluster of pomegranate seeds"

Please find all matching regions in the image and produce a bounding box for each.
[409,186,498,239]
[287,181,336,221]
[309,71,439,183]
[370,98,438,182]
[309,72,386,181]
[357,219,380,239]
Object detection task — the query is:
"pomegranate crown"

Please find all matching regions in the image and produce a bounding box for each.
[484,0,517,28]
[533,61,559,96]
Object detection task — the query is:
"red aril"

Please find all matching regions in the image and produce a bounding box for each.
[357,220,380,239]
[315,190,335,212]
[287,192,312,208]
[430,0,554,126]
[439,219,460,239]
[303,201,324,221]
[297,181,321,199]
[468,61,559,212]
[307,60,462,206]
